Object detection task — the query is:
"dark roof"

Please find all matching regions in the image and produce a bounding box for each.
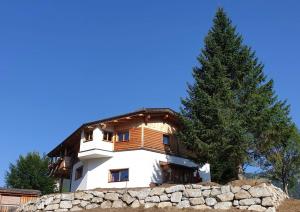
[0,188,41,196]
[47,108,178,157]
[82,108,177,127]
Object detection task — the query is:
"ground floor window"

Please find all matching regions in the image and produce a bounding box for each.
[109,169,129,182]
[75,166,83,180]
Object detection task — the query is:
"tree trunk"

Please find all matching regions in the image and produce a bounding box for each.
[237,164,244,180]
[282,178,289,196]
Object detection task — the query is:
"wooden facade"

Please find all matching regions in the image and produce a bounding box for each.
[0,188,40,211]
[114,127,142,151]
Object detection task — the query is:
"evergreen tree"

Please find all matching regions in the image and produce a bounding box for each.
[178,8,282,182]
[5,152,56,195]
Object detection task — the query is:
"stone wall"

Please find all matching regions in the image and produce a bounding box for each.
[18,183,288,212]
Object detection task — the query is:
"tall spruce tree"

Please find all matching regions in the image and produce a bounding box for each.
[178,8,283,182]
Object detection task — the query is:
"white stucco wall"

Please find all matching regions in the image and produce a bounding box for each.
[71,161,88,191]
[70,149,199,191]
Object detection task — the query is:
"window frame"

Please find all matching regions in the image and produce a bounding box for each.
[109,168,129,183]
[75,166,83,180]
[163,134,170,145]
[84,130,93,142]
[103,130,113,142]
[117,131,130,142]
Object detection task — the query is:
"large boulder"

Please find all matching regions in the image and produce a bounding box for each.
[131,200,140,208]
[79,200,89,208]
[184,189,202,198]
[177,200,190,208]
[86,204,99,209]
[112,200,124,208]
[104,193,119,201]
[221,185,231,193]
[192,205,212,210]
[60,201,72,209]
[100,201,112,208]
[211,188,221,196]
[262,197,275,207]
[235,189,252,199]
[249,186,272,198]
[136,189,151,200]
[145,196,160,203]
[247,204,267,211]
[158,202,172,208]
[74,192,85,200]
[189,197,205,206]
[205,197,217,206]
[144,202,156,208]
[70,206,83,211]
[91,191,104,198]
[122,193,135,204]
[214,202,232,209]
[165,185,185,193]
[61,193,74,201]
[241,185,251,190]
[171,192,182,203]
[44,196,54,205]
[150,187,165,196]
[239,198,261,206]
[159,194,169,202]
[216,192,234,201]
[231,186,241,194]
[82,193,93,201]
[91,197,103,203]
[202,189,211,197]
[44,203,59,210]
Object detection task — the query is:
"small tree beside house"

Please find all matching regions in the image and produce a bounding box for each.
[5,152,56,195]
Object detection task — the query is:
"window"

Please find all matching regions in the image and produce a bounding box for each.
[117,131,129,142]
[84,130,93,142]
[109,169,129,182]
[163,134,170,145]
[103,131,113,142]
[75,166,83,180]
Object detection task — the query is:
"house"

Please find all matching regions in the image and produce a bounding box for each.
[48,108,210,192]
[0,188,40,211]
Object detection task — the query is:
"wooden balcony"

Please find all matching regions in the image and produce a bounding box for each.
[49,157,72,178]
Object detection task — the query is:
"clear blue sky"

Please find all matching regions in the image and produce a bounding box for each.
[0,1,299,186]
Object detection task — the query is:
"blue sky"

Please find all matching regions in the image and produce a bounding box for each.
[0,1,299,186]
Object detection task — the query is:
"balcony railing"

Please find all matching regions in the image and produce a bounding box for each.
[48,156,71,178]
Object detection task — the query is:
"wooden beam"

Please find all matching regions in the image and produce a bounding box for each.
[100,123,107,129]
[144,114,151,125]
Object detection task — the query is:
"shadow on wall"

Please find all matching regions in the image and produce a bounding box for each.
[150,160,163,185]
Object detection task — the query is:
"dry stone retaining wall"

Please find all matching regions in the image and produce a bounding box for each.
[18,183,287,212]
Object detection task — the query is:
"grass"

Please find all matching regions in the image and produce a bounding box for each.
[85,199,300,212]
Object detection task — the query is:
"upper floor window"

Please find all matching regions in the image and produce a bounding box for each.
[103,131,113,142]
[84,130,93,142]
[75,166,83,180]
[163,134,170,145]
[109,169,129,182]
[117,131,129,142]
